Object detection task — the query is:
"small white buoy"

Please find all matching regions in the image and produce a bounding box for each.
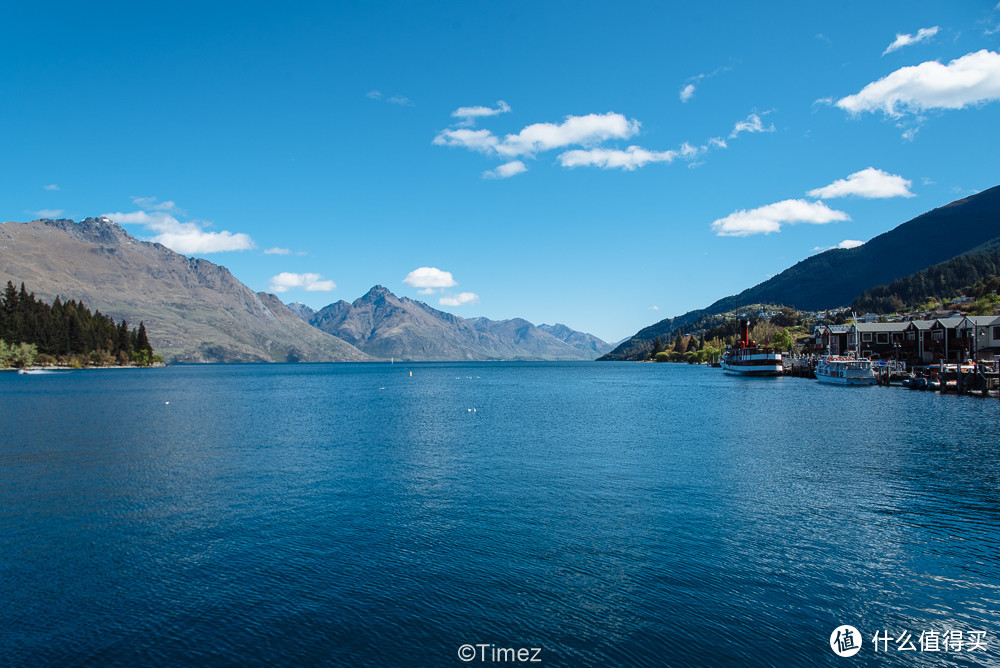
[165,401,169,405]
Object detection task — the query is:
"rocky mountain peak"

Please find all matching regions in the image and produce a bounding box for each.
[40,217,133,246]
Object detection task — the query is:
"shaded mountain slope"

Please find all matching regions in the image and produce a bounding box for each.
[602,185,1000,360]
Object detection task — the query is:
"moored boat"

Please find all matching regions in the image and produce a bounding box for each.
[814,355,876,385]
[815,313,876,385]
[721,319,783,376]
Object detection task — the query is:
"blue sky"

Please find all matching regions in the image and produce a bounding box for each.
[3,1,1000,342]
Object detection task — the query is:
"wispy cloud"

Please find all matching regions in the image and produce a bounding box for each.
[403,267,458,290]
[103,196,255,254]
[807,168,914,199]
[436,106,772,174]
[883,26,939,55]
[559,146,678,170]
[367,90,413,106]
[483,160,527,179]
[729,112,775,138]
[34,209,64,218]
[43,184,60,191]
[836,49,1000,116]
[263,247,292,255]
[439,292,479,306]
[434,112,640,159]
[498,113,641,158]
[268,272,335,293]
[678,66,732,104]
[711,199,850,237]
[452,100,511,126]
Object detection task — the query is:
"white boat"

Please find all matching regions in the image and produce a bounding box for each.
[721,319,783,376]
[814,356,876,385]
[815,312,876,385]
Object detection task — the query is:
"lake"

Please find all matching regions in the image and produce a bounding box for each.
[1,362,998,666]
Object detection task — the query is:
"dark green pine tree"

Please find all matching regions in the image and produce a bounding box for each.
[135,321,153,357]
[117,320,133,356]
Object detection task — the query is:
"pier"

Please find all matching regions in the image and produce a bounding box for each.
[781,356,1000,399]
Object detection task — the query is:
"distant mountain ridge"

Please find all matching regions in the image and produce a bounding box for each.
[306,286,611,361]
[0,217,369,363]
[602,184,1000,360]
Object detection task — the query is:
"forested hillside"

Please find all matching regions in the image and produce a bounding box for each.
[0,281,156,367]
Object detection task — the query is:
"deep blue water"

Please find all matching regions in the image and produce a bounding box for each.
[1,362,998,666]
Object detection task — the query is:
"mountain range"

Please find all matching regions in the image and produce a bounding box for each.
[602,184,1000,360]
[0,217,610,363]
[300,286,611,361]
[0,217,368,362]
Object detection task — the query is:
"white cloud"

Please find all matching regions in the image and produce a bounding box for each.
[263,247,292,255]
[711,199,850,237]
[807,168,915,199]
[558,145,678,170]
[648,306,660,311]
[34,209,64,218]
[439,292,479,306]
[436,107,755,175]
[497,112,640,157]
[132,196,181,212]
[883,26,939,55]
[837,49,1000,116]
[729,113,775,138]
[680,84,696,102]
[436,112,640,159]
[432,128,500,153]
[452,100,511,125]
[483,160,527,179]
[813,239,866,252]
[43,184,59,191]
[268,272,335,293]
[403,267,458,289]
[103,201,255,254]
[367,90,412,106]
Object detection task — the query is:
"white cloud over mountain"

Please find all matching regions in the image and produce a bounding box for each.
[104,197,255,254]
[268,272,336,293]
[807,168,914,199]
[439,292,479,306]
[711,199,850,237]
[403,267,458,289]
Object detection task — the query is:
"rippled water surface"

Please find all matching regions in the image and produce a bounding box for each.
[2,363,998,666]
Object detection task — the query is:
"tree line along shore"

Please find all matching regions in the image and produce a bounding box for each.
[0,281,160,369]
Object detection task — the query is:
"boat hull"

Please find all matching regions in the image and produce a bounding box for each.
[720,350,783,376]
[814,356,876,385]
[815,372,876,385]
[721,364,783,376]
